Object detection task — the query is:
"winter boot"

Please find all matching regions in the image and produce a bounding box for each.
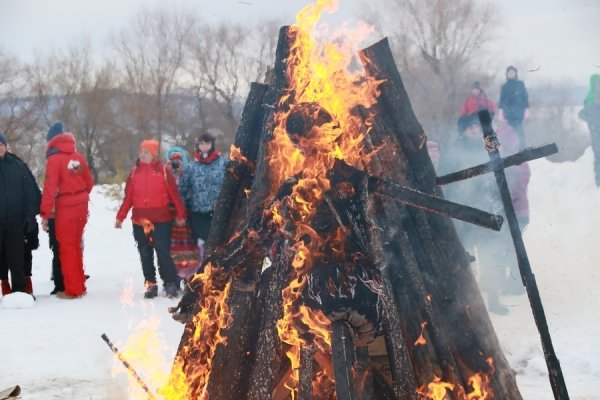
[144,281,158,299]
[25,276,33,295]
[165,282,180,299]
[1,280,11,296]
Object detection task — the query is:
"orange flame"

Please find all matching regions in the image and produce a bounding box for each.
[229,144,249,165]
[414,321,428,346]
[164,263,232,399]
[416,376,455,400]
[465,357,495,399]
[270,0,382,398]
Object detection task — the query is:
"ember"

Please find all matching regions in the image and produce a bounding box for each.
[164,0,525,399]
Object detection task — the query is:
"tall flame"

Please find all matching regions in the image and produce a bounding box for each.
[270,0,381,398]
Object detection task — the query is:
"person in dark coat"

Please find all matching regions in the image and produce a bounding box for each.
[0,146,41,296]
[439,116,529,315]
[0,132,38,297]
[579,74,600,186]
[179,132,227,260]
[116,140,186,299]
[499,66,530,149]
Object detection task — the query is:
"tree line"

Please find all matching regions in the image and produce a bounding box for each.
[0,1,501,183]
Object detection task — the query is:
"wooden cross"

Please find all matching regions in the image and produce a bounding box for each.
[434,109,569,400]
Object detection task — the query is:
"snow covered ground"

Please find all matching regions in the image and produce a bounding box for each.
[1,148,599,399]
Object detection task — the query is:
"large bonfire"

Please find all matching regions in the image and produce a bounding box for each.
[115,0,523,399]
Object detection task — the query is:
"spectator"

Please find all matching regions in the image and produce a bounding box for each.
[115,140,186,299]
[179,132,227,261]
[165,146,189,183]
[40,122,94,299]
[499,66,530,149]
[460,81,496,118]
[0,132,39,297]
[579,74,600,186]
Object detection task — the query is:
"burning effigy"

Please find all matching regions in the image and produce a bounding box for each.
[163,1,524,399]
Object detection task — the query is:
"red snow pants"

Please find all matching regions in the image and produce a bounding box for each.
[55,202,89,296]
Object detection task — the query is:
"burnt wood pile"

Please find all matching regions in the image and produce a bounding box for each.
[168,25,523,400]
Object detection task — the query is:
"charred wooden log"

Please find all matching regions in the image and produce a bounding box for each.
[360,37,522,398]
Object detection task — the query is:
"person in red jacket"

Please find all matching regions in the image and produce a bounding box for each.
[40,122,94,299]
[115,140,186,299]
[459,81,496,119]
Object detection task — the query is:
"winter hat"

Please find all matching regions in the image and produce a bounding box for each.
[472,81,482,90]
[47,122,64,142]
[140,139,159,158]
[506,65,518,74]
[0,132,7,146]
[166,146,189,166]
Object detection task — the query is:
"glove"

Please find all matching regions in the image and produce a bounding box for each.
[23,215,38,233]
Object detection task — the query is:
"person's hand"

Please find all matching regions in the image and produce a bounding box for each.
[115,219,123,229]
[41,218,49,232]
[23,215,37,233]
[524,109,530,120]
[498,109,506,122]
[175,218,186,227]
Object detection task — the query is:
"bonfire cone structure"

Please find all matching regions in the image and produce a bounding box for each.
[167,11,523,400]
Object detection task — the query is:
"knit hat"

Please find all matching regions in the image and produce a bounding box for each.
[140,139,159,157]
[47,122,64,142]
[166,146,189,167]
[0,132,7,146]
[472,81,482,90]
[506,65,518,74]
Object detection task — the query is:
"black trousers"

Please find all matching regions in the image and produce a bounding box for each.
[0,222,26,292]
[48,219,64,291]
[189,211,213,242]
[132,221,177,285]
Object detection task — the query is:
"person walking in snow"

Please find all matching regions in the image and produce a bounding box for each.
[115,140,186,299]
[179,132,227,262]
[579,74,600,186]
[459,81,496,119]
[499,66,530,149]
[0,132,39,297]
[40,122,94,299]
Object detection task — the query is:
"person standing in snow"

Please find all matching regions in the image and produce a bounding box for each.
[460,81,496,119]
[579,74,600,186]
[115,140,186,299]
[0,132,39,297]
[499,66,530,149]
[40,122,94,299]
[179,132,227,262]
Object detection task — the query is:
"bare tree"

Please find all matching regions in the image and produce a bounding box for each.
[184,20,279,145]
[110,6,196,149]
[364,0,499,147]
[25,39,118,182]
[0,48,42,170]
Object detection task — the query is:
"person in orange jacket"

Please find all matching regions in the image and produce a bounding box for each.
[40,122,94,299]
[115,140,186,299]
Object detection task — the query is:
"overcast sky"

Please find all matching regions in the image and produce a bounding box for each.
[0,0,599,85]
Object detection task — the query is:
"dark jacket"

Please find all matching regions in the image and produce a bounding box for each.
[0,153,38,224]
[499,78,529,125]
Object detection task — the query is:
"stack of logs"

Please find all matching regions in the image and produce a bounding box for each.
[169,26,523,400]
